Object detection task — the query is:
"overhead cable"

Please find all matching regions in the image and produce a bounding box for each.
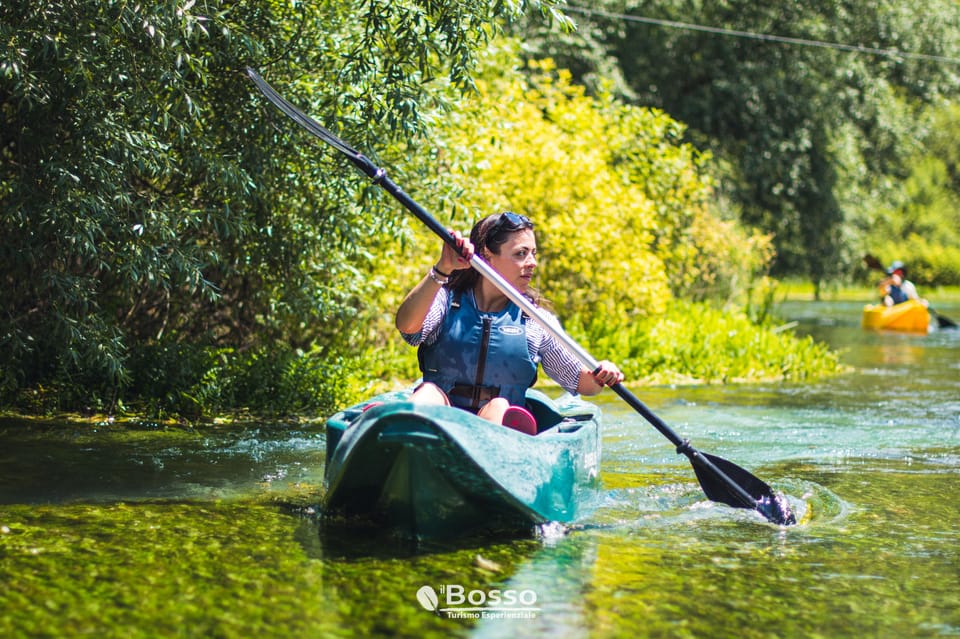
[564,5,960,65]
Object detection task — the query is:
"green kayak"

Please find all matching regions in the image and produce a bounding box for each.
[323,388,601,538]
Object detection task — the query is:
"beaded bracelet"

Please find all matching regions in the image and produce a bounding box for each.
[429,266,450,285]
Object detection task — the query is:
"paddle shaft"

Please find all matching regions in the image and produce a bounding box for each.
[246,68,777,518]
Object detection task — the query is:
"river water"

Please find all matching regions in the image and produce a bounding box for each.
[1,300,958,638]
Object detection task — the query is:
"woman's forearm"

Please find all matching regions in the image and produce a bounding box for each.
[395,273,443,334]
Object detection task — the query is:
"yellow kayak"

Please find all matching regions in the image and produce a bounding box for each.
[861,300,930,333]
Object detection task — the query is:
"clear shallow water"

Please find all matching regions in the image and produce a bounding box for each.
[1,300,958,638]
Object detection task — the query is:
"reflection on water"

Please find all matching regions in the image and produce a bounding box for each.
[0,423,327,504]
[0,299,958,637]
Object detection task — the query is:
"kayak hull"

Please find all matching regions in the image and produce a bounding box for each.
[861,300,930,333]
[323,388,601,539]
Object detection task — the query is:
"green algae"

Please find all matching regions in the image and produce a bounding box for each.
[0,497,547,638]
[0,500,334,638]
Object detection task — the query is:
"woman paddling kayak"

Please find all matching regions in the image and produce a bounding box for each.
[395,212,623,434]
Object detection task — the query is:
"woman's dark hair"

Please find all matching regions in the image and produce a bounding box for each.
[448,212,541,304]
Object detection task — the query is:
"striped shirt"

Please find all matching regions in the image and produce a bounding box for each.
[400,287,584,395]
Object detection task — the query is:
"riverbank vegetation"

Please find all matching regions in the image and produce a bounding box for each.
[3,1,957,421]
[779,281,960,303]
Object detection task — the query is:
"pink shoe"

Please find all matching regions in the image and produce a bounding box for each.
[502,406,537,435]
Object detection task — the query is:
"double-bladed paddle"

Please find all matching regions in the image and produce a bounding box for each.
[247,68,797,526]
[863,254,957,329]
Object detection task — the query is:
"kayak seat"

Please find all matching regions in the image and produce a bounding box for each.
[521,394,572,434]
[502,406,537,435]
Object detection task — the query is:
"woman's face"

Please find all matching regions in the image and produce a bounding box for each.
[486,229,538,292]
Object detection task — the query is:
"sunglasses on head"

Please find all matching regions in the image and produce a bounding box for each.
[489,212,534,237]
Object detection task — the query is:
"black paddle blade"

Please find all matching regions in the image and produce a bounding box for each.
[863,254,885,271]
[933,310,958,329]
[692,452,796,525]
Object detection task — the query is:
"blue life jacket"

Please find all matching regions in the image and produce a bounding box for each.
[888,284,909,305]
[419,290,538,410]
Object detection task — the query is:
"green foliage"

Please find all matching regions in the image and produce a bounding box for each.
[361,46,838,388]
[564,300,845,384]
[8,341,356,419]
[0,1,845,416]
[865,103,960,285]
[400,51,774,319]
[0,0,566,413]
[516,0,960,290]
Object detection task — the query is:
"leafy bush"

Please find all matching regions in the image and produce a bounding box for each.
[124,342,355,420]
[865,104,960,287]
[431,54,774,317]
[563,300,844,384]
[0,1,565,414]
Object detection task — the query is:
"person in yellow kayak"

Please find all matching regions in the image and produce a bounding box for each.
[879,261,928,307]
[395,211,624,435]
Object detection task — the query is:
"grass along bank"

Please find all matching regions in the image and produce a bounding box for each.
[776,280,960,303]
